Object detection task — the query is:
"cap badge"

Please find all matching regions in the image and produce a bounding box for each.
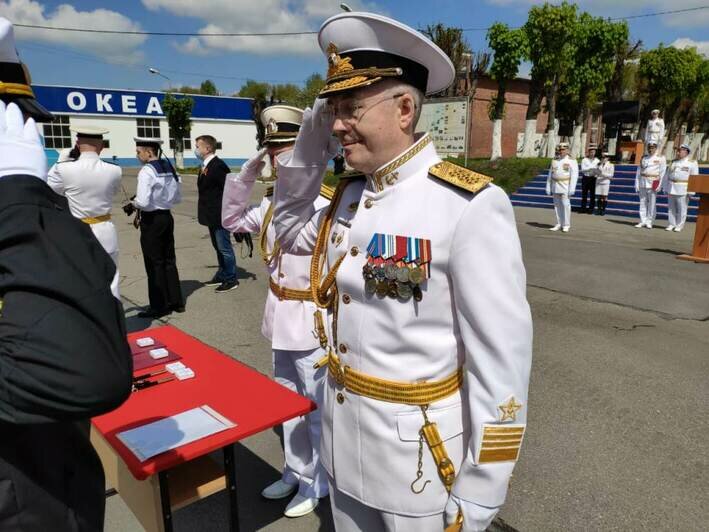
[326,43,354,79]
[266,118,278,135]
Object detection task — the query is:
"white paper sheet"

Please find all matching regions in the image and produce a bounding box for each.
[116,405,236,461]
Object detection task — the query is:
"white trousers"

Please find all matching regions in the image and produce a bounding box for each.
[667,195,690,229]
[90,221,120,298]
[329,478,445,532]
[552,194,571,228]
[637,188,657,225]
[273,347,328,498]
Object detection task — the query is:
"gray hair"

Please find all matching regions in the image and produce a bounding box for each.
[379,80,424,131]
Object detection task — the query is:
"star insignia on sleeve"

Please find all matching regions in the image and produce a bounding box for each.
[498,396,523,422]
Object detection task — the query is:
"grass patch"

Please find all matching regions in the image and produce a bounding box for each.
[324,157,550,193]
[446,157,550,194]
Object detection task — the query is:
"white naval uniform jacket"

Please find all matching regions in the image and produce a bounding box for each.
[47,152,122,256]
[597,162,614,184]
[273,133,533,516]
[645,118,665,145]
[660,157,699,196]
[580,157,599,176]
[635,154,666,191]
[221,173,329,351]
[546,155,579,195]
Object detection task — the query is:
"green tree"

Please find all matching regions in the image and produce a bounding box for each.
[162,92,193,169]
[199,79,218,95]
[174,85,202,95]
[487,23,526,159]
[422,23,471,96]
[605,39,642,102]
[293,73,325,109]
[638,45,704,157]
[237,79,271,100]
[271,83,301,106]
[521,1,579,157]
[566,15,628,156]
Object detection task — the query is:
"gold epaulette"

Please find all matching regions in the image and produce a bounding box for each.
[320,184,335,200]
[265,185,274,197]
[429,161,492,194]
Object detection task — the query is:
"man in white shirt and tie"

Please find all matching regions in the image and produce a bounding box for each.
[579,146,600,214]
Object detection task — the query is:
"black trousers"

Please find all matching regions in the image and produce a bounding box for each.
[580,176,597,212]
[139,210,183,312]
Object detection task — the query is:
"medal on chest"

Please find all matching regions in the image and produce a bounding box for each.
[362,233,431,302]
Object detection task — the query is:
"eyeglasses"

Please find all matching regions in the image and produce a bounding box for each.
[327,93,406,124]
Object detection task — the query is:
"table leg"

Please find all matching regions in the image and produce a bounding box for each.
[223,444,240,532]
[158,471,174,532]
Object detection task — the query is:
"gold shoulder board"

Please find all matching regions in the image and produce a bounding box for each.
[429,161,492,194]
[320,184,335,200]
[265,185,274,197]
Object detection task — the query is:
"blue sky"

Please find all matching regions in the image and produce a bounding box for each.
[2,0,707,95]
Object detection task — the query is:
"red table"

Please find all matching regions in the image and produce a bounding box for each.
[91,325,315,532]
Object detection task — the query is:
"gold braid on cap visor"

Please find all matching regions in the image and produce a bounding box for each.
[0,81,34,97]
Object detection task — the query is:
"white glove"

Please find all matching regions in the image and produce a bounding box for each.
[234,147,267,182]
[445,494,499,532]
[290,97,339,167]
[0,101,47,181]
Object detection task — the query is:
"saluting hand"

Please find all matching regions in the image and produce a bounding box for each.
[287,97,339,166]
[0,101,47,181]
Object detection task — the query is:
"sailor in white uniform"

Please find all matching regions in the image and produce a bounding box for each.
[660,143,699,232]
[272,12,533,532]
[644,109,665,148]
[634,141,666,229]
[221,106,331,518]
[594,153,614,216]
[546,142,579,232]
[47,126,122,297]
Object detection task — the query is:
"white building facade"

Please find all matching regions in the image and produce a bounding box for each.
[33,84,257,167]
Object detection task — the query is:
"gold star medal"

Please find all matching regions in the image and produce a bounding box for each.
[498,396,523,422]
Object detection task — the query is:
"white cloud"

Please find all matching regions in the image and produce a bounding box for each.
[671,38,709,58]
[142,0,382,57]
[0,0,146,64]
[484,0,709,29]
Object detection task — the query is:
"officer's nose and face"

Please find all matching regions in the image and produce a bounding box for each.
[679,147,689,159]
[135,147,150,164]
[648,144,657,155]
[328,83,416,175]
[559,147,568,158]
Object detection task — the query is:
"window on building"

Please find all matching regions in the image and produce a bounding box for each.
[43,115,72,149]
[169,127,192,150]
[137,118,161,139]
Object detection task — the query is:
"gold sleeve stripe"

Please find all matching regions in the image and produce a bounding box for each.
[483,427,525,435]
[482,437,523,445]
[481,442,522,450]
[479,448,520,464]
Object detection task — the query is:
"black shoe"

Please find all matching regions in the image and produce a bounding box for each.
[215,280,239,293]
[205,276,222,287]
[171,305,186,313]
[137,308,170,319]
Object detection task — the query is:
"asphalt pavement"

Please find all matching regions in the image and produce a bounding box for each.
[105,170,708,532]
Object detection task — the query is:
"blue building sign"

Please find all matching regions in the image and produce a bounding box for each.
[32,85,253,121]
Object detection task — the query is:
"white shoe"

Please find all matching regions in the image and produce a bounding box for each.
[674,226,683,232]
[635,222,645,228]
[645,223,652,229]
[549,225,561,231]
[561,226,570,233]
[284,494,319,518]
[262,479,297,500]
[665,225,675,231]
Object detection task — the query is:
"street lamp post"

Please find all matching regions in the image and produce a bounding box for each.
[148,67,172,88]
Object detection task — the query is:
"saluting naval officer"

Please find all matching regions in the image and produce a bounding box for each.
[48,126,122,297]
[660,143,699,232]
[546,142,579,232]
[634,141,666,229]
[272,12,532,532]
[0,17,132,531]
[130,137,184,318]
[221,106,332,518]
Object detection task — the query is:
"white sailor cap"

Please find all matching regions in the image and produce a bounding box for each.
[0,17,53,122]
[134,136,164,147]
[260,105,304,145]
[558,142,570,149]
[71,125,109,139]
[602,152,613,158]
[646,140,658,147]
[651,109,660,114]
[679,143,691,152]
[317,12,455,98]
